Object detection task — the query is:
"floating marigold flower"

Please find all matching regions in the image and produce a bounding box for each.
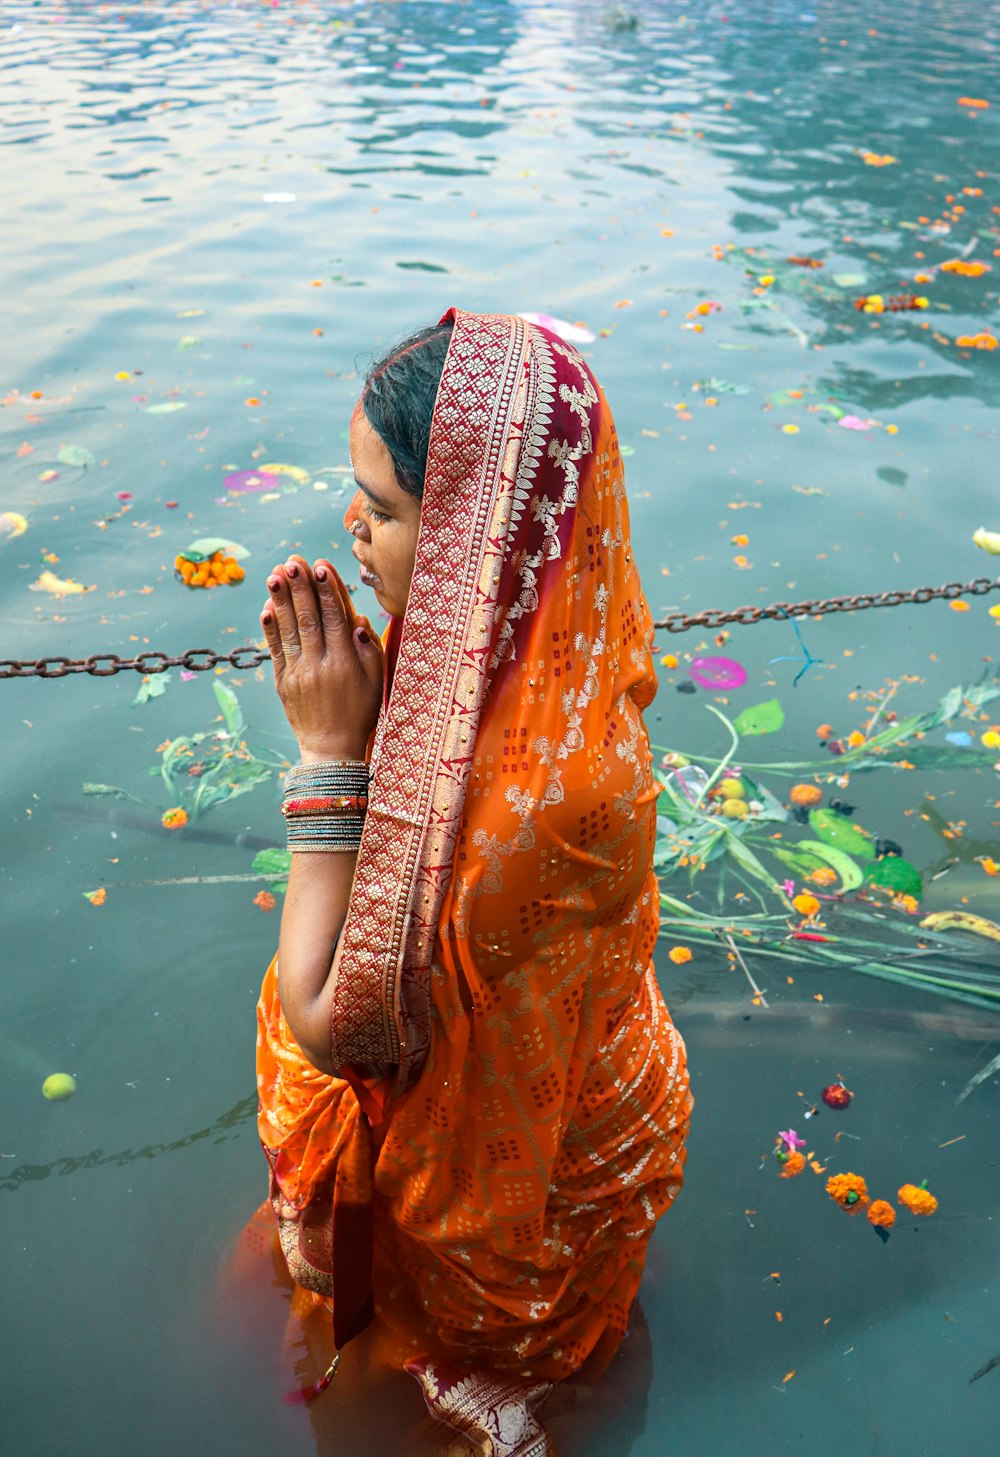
[957,96,990,108]
[898,1182,938,1216]
[860,151,897,166]
[956,331,998,350]
[816,723,833,739]
[846,730,866,748]
[941,258,990,277]
[669,946,693,964]
[867,1200,896,1229]
[779,1151,806,1179]
[792,892,821,918]
[253,890,277,913]
[162,807,188,830]
[808,866,838,887]
[822,1082,853,1110]
[979,856,999,877]
[826,1172,870,1212]
[789,783,822,807]
[84,887,107,907]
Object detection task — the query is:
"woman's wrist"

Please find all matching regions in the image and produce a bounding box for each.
[296,741,370,765]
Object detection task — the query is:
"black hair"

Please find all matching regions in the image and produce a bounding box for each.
[360,322,454,499]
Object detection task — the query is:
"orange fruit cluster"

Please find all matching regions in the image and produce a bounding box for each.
[175,551,245,588]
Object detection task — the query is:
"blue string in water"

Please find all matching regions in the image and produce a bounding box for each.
[768,608,824,687]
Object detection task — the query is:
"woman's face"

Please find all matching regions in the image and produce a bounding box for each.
[344,406,422,619]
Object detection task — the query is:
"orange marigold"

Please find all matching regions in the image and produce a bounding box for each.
[669,945,693,964]
[779,1151,806,1179]
[84,887,107,907]
[898,1183,938,1216]
[867,1199,896,1229]
[792,892,821,918]
[253,890,277,913]
[808,867,838,887]
[789,783,822,807]
[826,1172,870,1212]
[162,807,188,830]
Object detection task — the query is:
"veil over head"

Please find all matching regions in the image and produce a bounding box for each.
[331,307,661,1100]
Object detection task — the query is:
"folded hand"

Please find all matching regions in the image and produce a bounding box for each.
[261,556,383,762]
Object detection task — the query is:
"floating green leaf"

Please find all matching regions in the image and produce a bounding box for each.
[796,838,864,891]
[863,856,923,900]
[56,444,96,468]
[253,849,292,879]
[133,674,170,706]
[732,699,785,736]
[213,681,244,737]
[81,782,147,804]
[186,537,250,562]
[807,807,875,860]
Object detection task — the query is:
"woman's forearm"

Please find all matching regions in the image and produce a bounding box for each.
[277,848,359,1075]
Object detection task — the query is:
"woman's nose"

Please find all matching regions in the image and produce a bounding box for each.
[343,490,368,539]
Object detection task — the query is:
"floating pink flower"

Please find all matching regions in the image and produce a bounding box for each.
[778,1129,806,1151]
[688,655,747,690]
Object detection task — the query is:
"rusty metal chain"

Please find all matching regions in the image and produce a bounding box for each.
[0,645,269,680]
[2,572,998,679]
[652,573,1000,634]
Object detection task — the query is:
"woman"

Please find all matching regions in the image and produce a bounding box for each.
[255,308,692,1454]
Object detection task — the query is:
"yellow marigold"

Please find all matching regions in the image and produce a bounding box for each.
[867,1199,896,1229]
[253,890,277,913]
[897,1183,938,1216]
[826,1172,870,1212]
[846,730,866,748]
[669,945,693,964]
[792,892,821,918]
[789,783,822,807]
[162,807,188,830]
[779,1151,806,1179]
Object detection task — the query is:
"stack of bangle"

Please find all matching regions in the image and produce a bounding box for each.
[281,760,370,853]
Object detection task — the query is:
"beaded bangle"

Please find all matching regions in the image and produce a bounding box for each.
[285,759,370,791]
[282,760,370,853]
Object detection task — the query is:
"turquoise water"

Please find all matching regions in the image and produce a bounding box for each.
[3,3,1000,1453]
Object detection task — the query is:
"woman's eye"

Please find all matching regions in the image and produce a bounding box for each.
[366,505,391,525]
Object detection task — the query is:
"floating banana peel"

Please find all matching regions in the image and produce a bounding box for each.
[972,526,1000,555]
[919,910,1000,942]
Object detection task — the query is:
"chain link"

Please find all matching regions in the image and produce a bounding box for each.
[2,573,998,679]
[651,574,1000,634]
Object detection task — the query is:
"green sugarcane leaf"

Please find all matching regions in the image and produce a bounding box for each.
[81,782,147,805]
[808,806,876,860]
[723,829,779,887]
[771,844,831,878]
[795,839,865,891]
[213,681,244,737]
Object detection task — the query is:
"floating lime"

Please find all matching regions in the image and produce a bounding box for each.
[42,1073,76,1101]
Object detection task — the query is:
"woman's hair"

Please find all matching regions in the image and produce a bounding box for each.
[360,322,454,499]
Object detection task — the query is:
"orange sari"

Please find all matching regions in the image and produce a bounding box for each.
[256,308,691,1446]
